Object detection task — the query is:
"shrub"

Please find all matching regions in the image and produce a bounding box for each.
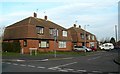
[2,41,21,53]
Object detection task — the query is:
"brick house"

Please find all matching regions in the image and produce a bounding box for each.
[68,24,97,49]
[3,13,72,54]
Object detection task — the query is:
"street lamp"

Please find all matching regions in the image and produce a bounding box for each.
[115,25,118,42]
[84,25,89,47]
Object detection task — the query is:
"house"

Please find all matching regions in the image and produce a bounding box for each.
[3,13,72,54]
[68,24,97,49]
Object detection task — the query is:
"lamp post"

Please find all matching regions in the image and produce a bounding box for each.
[115,25,118,42]
[84,25,89,47]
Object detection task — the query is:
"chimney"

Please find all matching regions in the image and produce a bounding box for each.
[79,25,81,28]
[74,24,76,28]
[33,12,37,18]
[44,15,47,20]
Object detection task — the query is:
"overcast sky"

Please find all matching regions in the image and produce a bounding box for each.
[0,0,119,41]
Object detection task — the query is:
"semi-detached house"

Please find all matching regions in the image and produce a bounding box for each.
[68,24,97,49]
[3,13,97,54]
[3,13,72,54]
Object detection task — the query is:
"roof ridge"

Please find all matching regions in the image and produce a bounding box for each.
[33,17,66,29]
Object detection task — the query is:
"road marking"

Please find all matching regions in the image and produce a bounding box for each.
[54,62,77,68]
[13,63,18,66]
[65,68,74,71]
[77,70,87,72]
[16,59,25,62]
[48,67,61,70]
[40,59,49,61]
[58,69,69,72]
[88,56,101,60]
[48,62,77,72]
[28,65,35,68]
[48,68,57,70]
[92,71,102,73]
[37,66,45,69]
[20,64,26,67]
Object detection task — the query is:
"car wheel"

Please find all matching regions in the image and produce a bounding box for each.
[85,49,88,52]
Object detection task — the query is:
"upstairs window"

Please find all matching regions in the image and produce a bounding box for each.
[36,26,44,34]
[49,28,58,36]
[87,35,91,40]
[49,28,54,35]
[92,35,95,40]
[80,33,84,40]
[62,30,67,37]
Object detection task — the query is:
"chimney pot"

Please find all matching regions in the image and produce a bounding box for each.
[79,25,81,28]
[33,12,37,18]
[74,24,76,28]
[44,15,47,20]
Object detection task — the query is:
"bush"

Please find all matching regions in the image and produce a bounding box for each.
[2,41,21,53]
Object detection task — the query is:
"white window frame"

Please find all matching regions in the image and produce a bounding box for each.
[50,28,58,37]
[90,42,95,47]
[62,30,67,37]
[39,41,49,48]
[81,33,84,39]
[92,35,95,40]
[59,41,66,48]
[49,28,54,35]
[88,35,91,40]
[36,26,44,34]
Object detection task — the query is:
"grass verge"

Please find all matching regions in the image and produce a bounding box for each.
[2,51,97,57]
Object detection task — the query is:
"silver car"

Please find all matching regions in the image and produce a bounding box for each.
[73,46,92,52]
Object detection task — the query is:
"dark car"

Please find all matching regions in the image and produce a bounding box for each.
[90,46,97,51]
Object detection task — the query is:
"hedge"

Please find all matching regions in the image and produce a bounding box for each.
[2,41,21,53]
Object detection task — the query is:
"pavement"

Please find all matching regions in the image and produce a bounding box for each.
[2,53,76,62]
[114,56,120,65]
[114,48,120,65]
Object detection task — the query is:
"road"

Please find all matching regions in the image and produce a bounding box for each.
[2,49,120,73]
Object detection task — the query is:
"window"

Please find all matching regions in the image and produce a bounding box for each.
[62,31,67,37]
[90,42,94,47]
[92,35,95,40]
[49,28,54,35]
[39,41,49,48]
[36,26,44,34]
[23,40,27,47]
[59,41,66,48]
[49,28,58,36]
[80,33,84,40]
[88,35,91,40]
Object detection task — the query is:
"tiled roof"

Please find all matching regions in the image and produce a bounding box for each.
[68,26,97,42]
[3,17,71,41]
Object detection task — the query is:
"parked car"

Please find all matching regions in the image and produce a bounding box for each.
[73,46,92,52]
[90,46,97,51]
[99,43,114,50]
[83,46,92,52]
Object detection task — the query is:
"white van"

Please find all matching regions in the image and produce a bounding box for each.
[99,43,114,50]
